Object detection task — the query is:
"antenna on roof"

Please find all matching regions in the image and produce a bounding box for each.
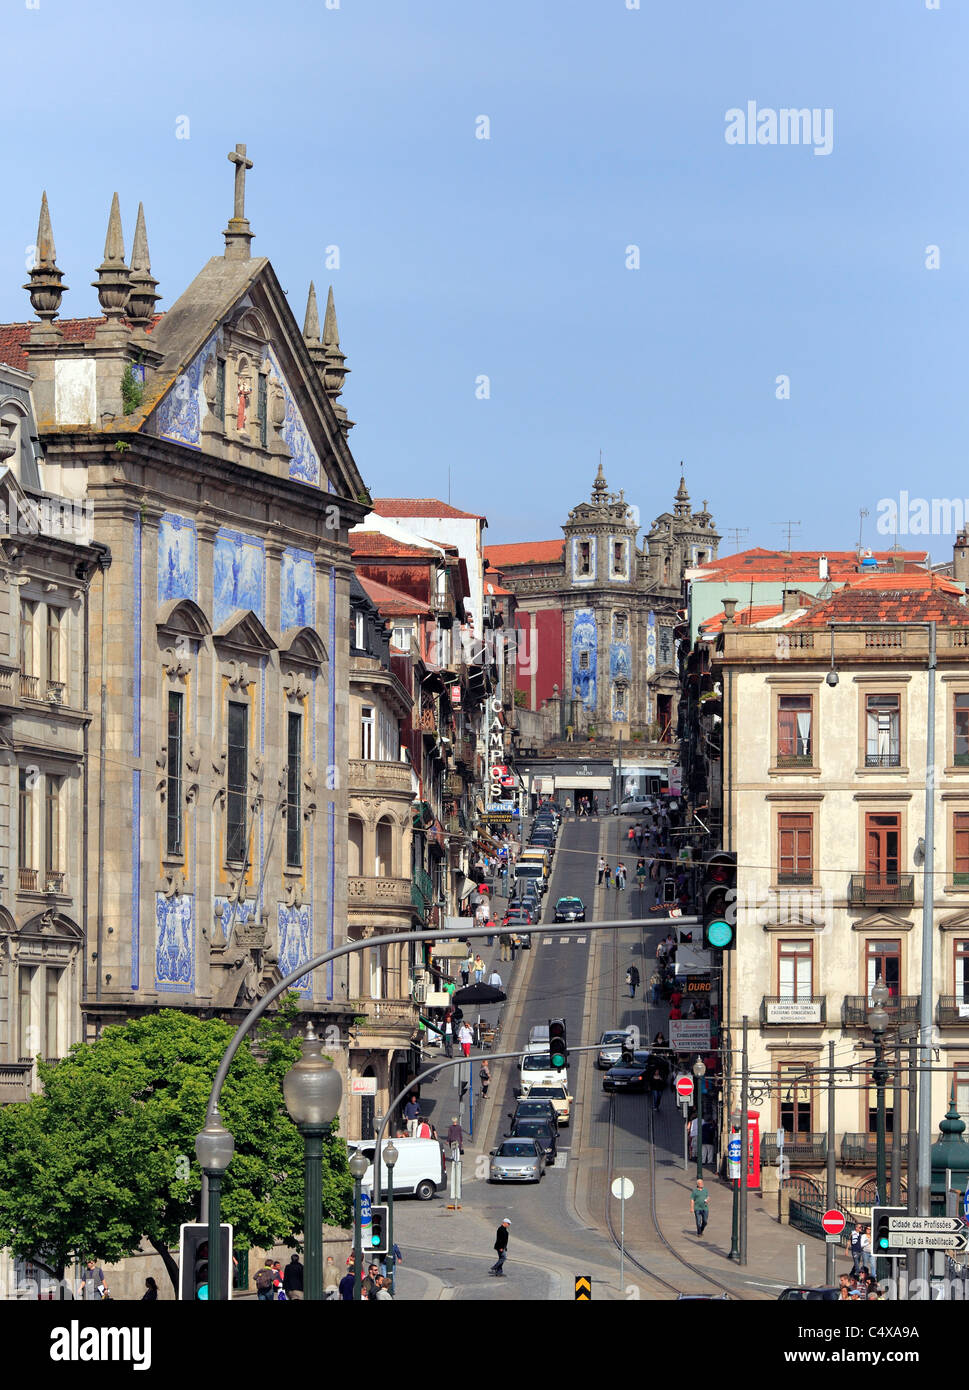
[856,507,869,557]
[773,520,801,554]
[448,463,451,507]
[725,527,749,554]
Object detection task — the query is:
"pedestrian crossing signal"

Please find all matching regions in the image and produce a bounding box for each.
[574,1276,592,1300]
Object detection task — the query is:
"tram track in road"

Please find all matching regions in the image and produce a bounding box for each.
[599,864,742,1300]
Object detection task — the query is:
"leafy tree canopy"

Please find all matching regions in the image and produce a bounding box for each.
[0,1000,352,1289]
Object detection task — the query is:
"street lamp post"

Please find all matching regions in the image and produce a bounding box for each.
[869,975,890,1284]
[282,1022,344,1302]
[728,1107,741,1262]
[348,1151,368,1301]
[384,1140,398,1294]
[693,1056,706,1182]
[194,1110,235,1301]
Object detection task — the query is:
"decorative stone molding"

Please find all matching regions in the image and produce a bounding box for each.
[226,659,250,690]
[283,669,311,701]
[163,647,191,680]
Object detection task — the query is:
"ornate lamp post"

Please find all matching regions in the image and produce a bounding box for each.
[868,975,890,1283]
[728,1106,742,1262]
[349,1150,369,1301]
[282,1022,344,1301]
[194,1110,235,1301]
[693,1056,707,1181]
[384,1140,399,1293]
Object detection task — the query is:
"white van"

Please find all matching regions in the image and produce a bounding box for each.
[528,1024,550,1048]
[519,1051,568,1090]
[346,1137,446,1201]
[514,861,547,894]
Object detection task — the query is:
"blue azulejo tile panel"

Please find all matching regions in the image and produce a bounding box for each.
[265,348,322,488]
[158,513,198,603]
[609,642,631,680]
[571,608,597,712]
[277,903,312,996]
[153,331,218,449]
[281,548,315,630]
[214,895,256,944]
[154,893,195,992]
[214,527,265,628]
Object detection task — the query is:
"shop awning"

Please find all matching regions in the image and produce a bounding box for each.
[556,775,612,790]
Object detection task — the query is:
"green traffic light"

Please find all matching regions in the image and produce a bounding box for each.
[371,1234,380,1248]
[551,1052,565,1069]
[878,1237,889,1250]
[707,920,733,948]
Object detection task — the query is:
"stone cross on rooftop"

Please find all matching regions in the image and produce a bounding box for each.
[228,144,253,220]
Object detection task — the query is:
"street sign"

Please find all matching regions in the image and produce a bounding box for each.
[574,1276,592,1301]
[675,1075,694,1100]
[727,1135,742,1180]
[822,1209,847,1237]
[884,1230,969,1252]
[964,1184,969,1221]
[888,1215,966,1233]
[359,1192,372,1225]
[611,1177,635,1200]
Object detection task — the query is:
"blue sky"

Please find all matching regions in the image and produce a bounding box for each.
[1,0,966,558]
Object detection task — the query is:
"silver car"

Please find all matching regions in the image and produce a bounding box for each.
[489,1138,547,1183]
[596,1029,631,1069]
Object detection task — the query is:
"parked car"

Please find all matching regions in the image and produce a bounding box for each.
[508,1117,559,1164]
[596,1029,632,1069]
[502,907,534,927]
[611,794,656,816]
[508,1098,560,1132]
[553,896,585,922]
[517,1082,572,1126]
[776,1286,841,1301]
[603,1048,651,1092]
[489,1138,546,1183]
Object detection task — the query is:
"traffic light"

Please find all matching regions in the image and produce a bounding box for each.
[368,1204,388,1254]
[702,851,737,950]
[872,1206,908,1256]
[548,1017,567,1069]
[178,1222,233,1300]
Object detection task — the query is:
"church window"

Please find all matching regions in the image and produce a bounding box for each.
[578,541,590,575]
[166,692,183,857]
[257,372,268,448]
[613,542,625,575]
[613,683,627,715]
[659,628,672,666]
[578,650,590,672]
[614,612,627,641]
[226,700,248,864]
[696,550,708,566]
[286,712,302,869]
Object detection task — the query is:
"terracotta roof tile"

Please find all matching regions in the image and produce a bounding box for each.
[694,548,929,582]
[702,604,785,632]
[0,316,162,375]
[789,575,967,629]
[371,498,486,521]
[358,575,433,615]
[350,530,440,560]
[483,540,564,567]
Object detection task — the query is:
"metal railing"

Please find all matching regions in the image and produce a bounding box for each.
[936,996,969,1028]
[847,872,914,906]
[19,673,38,700]
[842,994,921,1028]
[18,867,38,892]
[762,1133,827,1165]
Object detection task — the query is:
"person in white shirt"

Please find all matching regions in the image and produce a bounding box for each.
[458,1022,473,1057]
[488,970,502,988]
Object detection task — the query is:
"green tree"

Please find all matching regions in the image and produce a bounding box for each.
[0,1002,351,1294]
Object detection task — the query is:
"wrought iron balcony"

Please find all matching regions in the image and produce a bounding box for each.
[19,673,38,700]
[761,1133,827,1165]
[18,867,38,892]
[841,1133,880,1165]
[864,752,901,768]
[936,996,969,1028]
[775,753,813,769]
[842,994,921,1028]
[848,873,914,906]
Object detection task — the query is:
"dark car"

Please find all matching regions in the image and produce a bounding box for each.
[777,1286,842,1301]
[508,1117,559,1164]
[603,1048,651,1093]
[553,896,586,923]
[502,907,534,926]
[508,1098,559,1132]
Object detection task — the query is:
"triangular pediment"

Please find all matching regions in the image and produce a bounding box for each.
[279,626,327,668]
[939,908,969,933]
[18,910,82,941]
[137,257,366,510]
[850,909,914,932]
[157,597,212,641]
[214,608,277,656]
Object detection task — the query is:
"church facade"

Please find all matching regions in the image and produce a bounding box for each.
[484,467,720,744]
[0,149,367,1044]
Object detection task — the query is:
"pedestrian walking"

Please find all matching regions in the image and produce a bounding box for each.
[860,1225,874,1276]
[626,964,640,998]
[404,1095,421,1137]
[339,1266,356,1300]
[701,1118,715,1167]
[461,951,473,988]
[564,797,572,820]
[442,1012,454,1058]
[447,1116,464,1152]
[458,1022,473,1058]
[510,934,519,961]
[690,1178,710,1237]
[283,1254,304,1301]
[324,1257,340,1300]
[616,862,626,890]
[488,968,502,988]
[142,1277,158,1301]
[480,1059,491,1098]
[597,856,606,885]
[490,1219,511,1276]
[849,1222,864,1274]
[649,969,662,1005]
[474,953,485,984]
[499,932,511,962]
[593,796,599,816]
[255,1261,276,1301]
[648,1057,666,1110]
[80,1259,105,1301]
[566,723,574,742]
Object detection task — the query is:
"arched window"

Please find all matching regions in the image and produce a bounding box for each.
[348,816,364,877]
[375,816,394,877]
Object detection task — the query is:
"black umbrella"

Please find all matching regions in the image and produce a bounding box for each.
[451,982,506,1006]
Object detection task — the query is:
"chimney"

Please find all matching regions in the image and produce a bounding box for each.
[782,587,799,613]
[893,555,905,573]
[721,597,738,626]
[819,553,829,581]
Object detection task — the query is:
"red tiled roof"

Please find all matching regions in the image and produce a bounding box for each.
[371,498,486,521]
[350,530,440,560]
[789,575,967,629]
[358,575,432,615]
[483,540,564,567]
[0,316,162,374]
[702,604,785,633]
[695,548,929,581]
[484,579,514,597]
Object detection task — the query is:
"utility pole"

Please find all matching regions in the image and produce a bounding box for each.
[891,1041,903,1206]
[917,621,937,1290]
[907,1038,919,1295]
[825,1039,836,1286]
[739,1015,749,1265]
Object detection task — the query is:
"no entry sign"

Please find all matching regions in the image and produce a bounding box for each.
[821,1209,846,1237]
[675,1075,694,1100]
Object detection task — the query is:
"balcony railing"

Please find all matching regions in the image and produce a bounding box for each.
[761,1133,827,1165]
[848,873,914,906]
[411,866,433,914]
[19,673,38,700]
[841,1133,881,1165]
[760,995,826,1026]
[347,876,413,910]
[864,751,901,768]
[351,999,418,1034]
[0,664,17,705]
[775,753,813,768]
[0,1061,33,1104]
[18,867,38,892]
[842,995,921,1029]
[347,759,413,795]
[43,871,65,894]
[45,681,66,705]
[936,996,969,1028]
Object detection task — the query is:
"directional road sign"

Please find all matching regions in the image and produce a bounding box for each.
[888,1215,966,1233]
[822,1210,847,1237]
[886,1229,969,1252]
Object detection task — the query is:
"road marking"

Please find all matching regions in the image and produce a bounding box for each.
[543,937,553,945]
[576,936,587,944]
[559,936,569,944]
